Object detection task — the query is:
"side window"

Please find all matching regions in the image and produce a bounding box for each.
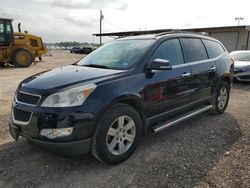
[202,39,225,58]
[181,38,208,62]
[0,21,4,34]
[30,39,38,47]
[6,22,12,34]
[0,21,5,42]
[151,39,184,66]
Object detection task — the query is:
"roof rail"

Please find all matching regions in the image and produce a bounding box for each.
[156,30,211,37]
[155,29,183,37]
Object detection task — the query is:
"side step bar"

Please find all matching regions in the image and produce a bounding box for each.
[152,105,213,133]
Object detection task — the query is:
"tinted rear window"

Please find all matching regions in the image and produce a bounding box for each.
[202,39,225,58]
[181,38,208,62]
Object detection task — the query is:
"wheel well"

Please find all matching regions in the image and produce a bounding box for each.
[222,76,231,87]
[11,46,31,54]
[118,99,147,134]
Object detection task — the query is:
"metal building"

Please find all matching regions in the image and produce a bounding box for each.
[93,25,250,52]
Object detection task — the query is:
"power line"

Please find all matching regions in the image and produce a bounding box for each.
[103,20,127,31]
[102,22,121,32]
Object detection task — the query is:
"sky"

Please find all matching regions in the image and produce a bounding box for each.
[0,0,249,43]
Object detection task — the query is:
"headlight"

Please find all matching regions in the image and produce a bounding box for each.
[41,83,96,107]
[39,128,73,139]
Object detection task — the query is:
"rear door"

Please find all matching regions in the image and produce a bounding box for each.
[142,38,193,117]
[202,38,227,89]
[180,38,216,102]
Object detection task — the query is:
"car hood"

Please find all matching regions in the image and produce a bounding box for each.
[20,65,124,94]
[234,61,250,68]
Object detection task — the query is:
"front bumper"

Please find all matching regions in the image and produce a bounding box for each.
[234,70,250,82]
[9,122,91,155]
[11,99,96,141]
[9,92,101,155]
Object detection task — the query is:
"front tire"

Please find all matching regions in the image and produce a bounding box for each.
[91,104,142,165]
[12,48,33,67]
[210,81,230,114]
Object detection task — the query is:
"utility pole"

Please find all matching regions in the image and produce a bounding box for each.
[235,17,244,26]
[100,9,104,46]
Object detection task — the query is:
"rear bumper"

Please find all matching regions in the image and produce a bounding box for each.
[9,122,91,156]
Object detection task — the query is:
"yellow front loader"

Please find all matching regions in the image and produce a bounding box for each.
[0,18,47,67]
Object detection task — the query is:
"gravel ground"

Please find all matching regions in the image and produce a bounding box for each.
[0,50,249,188]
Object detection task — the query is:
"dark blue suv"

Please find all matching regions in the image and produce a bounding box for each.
[9,31,234,164]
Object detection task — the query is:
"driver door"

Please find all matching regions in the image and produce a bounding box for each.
[142,38,193,117]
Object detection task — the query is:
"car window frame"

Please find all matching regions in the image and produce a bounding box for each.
[202,39,226,59]
[180,37,209,63]
[149,38,185,67]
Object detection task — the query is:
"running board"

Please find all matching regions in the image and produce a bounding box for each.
[152,105,213,133]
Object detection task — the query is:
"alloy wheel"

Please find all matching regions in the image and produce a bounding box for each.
[217,87,228,110]
[106,115,136,155]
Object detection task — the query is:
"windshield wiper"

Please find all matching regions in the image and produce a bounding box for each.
[83,64,110,69]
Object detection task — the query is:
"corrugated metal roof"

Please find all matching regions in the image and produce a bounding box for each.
[93,25,249,37]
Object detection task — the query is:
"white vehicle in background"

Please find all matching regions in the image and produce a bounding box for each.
[230,50,250,82]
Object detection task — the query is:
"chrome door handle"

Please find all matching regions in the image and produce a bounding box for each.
[181,72,191,77]
[209,66,217,72]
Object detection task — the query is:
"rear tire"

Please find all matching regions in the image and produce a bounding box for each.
[91,104,142,165]
[12,48,33,67]
[210,81,230,114]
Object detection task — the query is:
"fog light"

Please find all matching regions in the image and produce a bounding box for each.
[39,127,73,139]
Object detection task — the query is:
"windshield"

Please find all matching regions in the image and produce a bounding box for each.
[230,51,250,61]
[77,39,154,70]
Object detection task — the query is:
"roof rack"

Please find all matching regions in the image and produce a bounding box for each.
[155,29,185,37]
[155,30,211,37]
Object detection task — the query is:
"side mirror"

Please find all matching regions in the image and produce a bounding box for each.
[147,59,172,71]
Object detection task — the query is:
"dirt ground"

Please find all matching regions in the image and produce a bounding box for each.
[0,50,249,188]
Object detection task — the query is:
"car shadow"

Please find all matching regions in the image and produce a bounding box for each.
[0,112,241,188]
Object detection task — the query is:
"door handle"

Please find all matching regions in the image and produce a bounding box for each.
[181,72,191,77]
[209,66,217,72]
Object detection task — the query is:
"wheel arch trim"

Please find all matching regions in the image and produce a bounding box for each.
[94,94,147,135]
